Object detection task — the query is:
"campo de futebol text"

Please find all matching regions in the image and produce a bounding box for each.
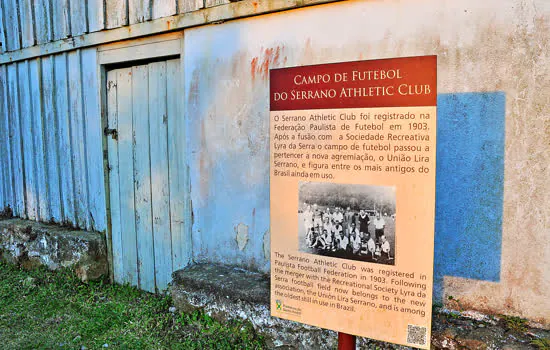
[273,69,432,102]
[270,56,436,111]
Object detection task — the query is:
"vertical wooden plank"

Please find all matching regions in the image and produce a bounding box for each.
[178,0,204,13]
[117,67,138,286]
[0,2,7,53]
[68,50,89,229]
[148,61,172,290]
[52,0,70,40]
[82,48,106,231]
[132,64,155,292]
[0,123,3,209]
[152,0,176,19]
[0,138,4,210]
[205,0,229,8]
[29,59,49,221]
[20,0,35,48]
[167,58,188,270]
[55,53,76,225]
[0,67,6,207]
[34,0,53,44]
[0,66,14,209]
[4,0,21,51]
[105,0,128,29]
[3,65,14,210]
[107,69,123,284]
[129,0,151,25]
[7,64,23,216]
[100,67,114,283]
[88,0,105,33]
[19,61,37,220]
[0,67,8,207]
[70,0,88,36]
[42,56,62,222]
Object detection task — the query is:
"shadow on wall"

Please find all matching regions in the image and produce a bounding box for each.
[434,92,505,301]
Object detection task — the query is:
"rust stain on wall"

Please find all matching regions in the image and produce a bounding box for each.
[250,45,284,81]
[250,56,259,80]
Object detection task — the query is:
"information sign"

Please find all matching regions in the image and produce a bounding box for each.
[270,56,437,348]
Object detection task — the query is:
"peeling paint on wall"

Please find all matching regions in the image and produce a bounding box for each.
[263,230,270,261]
[235,223,249,251]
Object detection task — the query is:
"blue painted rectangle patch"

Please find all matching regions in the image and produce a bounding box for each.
[434,92,505,299]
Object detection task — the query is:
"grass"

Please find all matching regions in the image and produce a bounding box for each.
[531,338,550,350]
[501,315,528,333]
[0,262,265,349]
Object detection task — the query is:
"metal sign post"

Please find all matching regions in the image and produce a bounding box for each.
[338,332,356,350]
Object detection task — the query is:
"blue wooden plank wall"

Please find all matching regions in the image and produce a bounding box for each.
[0,0,206,53]
[0,48,106,232]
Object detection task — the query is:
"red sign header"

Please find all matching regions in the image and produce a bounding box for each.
[270,56,437,111]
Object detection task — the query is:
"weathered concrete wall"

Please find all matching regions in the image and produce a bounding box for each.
[184,0,550,325]
[0,219,108,282]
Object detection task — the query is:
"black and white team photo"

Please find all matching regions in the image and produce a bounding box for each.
[298,182,396,265]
